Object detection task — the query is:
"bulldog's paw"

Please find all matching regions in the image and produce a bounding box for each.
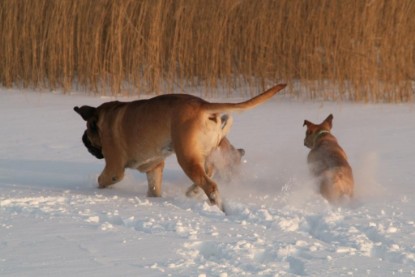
[147,186,161,197]
[98,174,123,188]
[208,191,224,212]
[98,182,112,189]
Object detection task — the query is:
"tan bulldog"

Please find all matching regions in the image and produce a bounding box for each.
[74,84,286,211]
[303,114,354,204]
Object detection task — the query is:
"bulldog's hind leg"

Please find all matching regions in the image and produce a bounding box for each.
[146,161,164,197]
[172,113,223,210]
[185,161,214,198]
[180,160,223,211]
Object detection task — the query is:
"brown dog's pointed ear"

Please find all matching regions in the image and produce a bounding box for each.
[74,106,97,121]
[303,120,311,127]
[323,114,333,129]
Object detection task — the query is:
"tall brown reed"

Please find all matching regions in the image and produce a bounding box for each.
[0,0,414,102]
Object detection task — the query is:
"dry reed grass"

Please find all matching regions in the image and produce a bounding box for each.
[0,0,414,102]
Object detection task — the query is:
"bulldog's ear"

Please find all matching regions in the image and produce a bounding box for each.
[74,106,97,121]
[323,114,333,129]
[303,120,311,128]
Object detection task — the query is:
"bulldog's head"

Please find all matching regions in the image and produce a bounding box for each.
[303,114,333,149]
[74,106,104,159]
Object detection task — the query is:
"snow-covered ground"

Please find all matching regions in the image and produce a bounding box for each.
[1,88,414,276]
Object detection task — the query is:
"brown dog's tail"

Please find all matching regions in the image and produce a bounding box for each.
[203,83,286,113]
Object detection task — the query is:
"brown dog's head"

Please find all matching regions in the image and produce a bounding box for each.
[218,137,245,167]
[74,106,104,159]
[303,114,333,149]
[208,137,245,181]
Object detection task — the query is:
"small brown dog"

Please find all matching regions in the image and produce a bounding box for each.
[207,137,245,180]
[186,137,245,197]
[74,84,286,212]
[303,114,354,204]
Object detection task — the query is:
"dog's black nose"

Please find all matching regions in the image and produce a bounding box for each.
[82,131,104,159]
[238,148,245,156]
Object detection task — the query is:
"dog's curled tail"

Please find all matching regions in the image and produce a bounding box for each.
[204,83,287,113]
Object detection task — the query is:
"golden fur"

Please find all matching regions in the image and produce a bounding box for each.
[303,114,354,204]
[74,84,286,211]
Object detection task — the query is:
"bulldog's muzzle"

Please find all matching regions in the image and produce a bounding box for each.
[82,130,104,159]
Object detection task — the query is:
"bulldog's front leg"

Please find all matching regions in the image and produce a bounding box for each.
[98,164,125,188]
[145,161,164,197]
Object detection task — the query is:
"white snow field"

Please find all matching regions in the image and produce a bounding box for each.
[1,88,414,276]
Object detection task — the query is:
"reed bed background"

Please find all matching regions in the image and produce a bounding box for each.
[1,0,414,102]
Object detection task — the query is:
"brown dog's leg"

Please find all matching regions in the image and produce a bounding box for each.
[185,184,201,198]
[319,173,341,204]
[319,179,332,203]
[146,161,164,197]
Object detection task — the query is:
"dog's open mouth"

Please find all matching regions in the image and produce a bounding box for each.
[82,130,104,159]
